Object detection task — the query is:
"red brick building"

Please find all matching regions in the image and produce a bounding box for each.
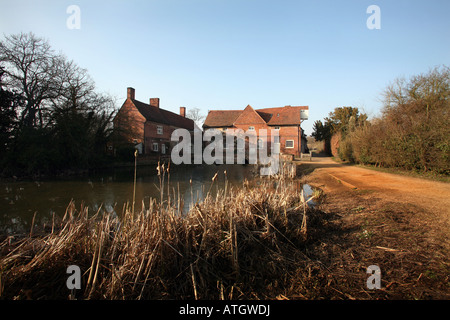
[203,104,309,157]
[114,87,195,156]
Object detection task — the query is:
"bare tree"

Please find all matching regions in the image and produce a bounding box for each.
[0,32,65,128]
[0,32,117,174]
[186,107,206,129]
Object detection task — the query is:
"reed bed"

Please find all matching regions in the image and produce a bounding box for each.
[0,163,317,300]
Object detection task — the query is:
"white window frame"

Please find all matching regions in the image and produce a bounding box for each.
[157,125,163,135]
[285,140,294,149]
[248,126,255,131]
[152,142,159,152]
[161,144,166,154]
[274,126,280,130]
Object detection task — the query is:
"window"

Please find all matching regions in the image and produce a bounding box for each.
[157,125,163,135]
[285,140,294,149]
[273,135,280,144]
[248,126,255,131]
[161,144,166,154]
[257,138,264,149]
[152,143,159,152]
[274,126,280,130]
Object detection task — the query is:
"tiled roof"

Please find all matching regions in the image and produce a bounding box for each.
[257,106,308,126]
[203,110,242,128]
[132,99,195,130]
[203,105,308,128]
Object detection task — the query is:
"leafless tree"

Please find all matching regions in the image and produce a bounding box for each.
[186,107,206,129]
[0,32,65,128]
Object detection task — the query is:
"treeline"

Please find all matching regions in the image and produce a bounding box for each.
[0,32,116,177]
[313,66,449,175]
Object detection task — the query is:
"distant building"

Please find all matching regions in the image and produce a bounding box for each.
[114,87,195,156]
[203,104,309,157]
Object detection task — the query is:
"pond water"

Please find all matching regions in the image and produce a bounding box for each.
[0,164,258,235]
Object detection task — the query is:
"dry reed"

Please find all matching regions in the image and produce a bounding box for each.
[0,163,317,300]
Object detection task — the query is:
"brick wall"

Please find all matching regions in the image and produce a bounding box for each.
[114,99,146,144]
[223,125,301,157]
[277,126,301,156]
[144,121,175,154]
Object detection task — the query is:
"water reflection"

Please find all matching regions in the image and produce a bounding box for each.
[0,164,257,234]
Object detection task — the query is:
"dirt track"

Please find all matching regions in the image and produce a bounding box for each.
[296,157,450,299]
[298,157,450,227]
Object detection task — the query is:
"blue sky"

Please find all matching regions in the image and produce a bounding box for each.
[1,0,449,135]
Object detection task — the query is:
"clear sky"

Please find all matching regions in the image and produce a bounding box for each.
[1,0,449,135]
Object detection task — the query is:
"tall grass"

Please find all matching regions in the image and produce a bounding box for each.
[0,163,315,300]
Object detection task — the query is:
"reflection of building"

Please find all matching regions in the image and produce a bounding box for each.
[113,87,195,155]
[203,104,309,157]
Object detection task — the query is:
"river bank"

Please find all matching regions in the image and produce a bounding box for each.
[1,159,448,299]
[0,170,317,299]
[0,163,260,235]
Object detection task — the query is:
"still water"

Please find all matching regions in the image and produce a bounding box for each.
[0,164,258,235]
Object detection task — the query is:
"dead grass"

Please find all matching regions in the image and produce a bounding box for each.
[0,163,321,300]
[2,162,448,300]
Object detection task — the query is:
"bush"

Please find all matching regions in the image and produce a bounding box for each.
[343,66,450,175]
[337,137,354,163]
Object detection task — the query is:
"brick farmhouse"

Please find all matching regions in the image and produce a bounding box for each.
[203,104,309,157]
[113,87,195,156]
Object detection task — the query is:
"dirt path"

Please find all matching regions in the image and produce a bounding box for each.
[298,157,450,226]
[295,157,450,299]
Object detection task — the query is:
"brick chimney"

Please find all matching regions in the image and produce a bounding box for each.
[127,87,135,100]
[150,98,160,108]
[180,107,186,117]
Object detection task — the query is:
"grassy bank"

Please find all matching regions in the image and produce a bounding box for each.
[0,164,324,300]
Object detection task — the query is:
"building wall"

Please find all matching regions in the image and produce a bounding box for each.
[219,125,302,157]
[144,121,175,155]
[114,99,146,144]
[277,126,301,156]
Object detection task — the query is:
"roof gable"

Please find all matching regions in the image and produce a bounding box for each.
[202,105,309,128]
[233,105,267,125]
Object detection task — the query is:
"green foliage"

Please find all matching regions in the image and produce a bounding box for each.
[312,120,331,141]
[325,106,368,137]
